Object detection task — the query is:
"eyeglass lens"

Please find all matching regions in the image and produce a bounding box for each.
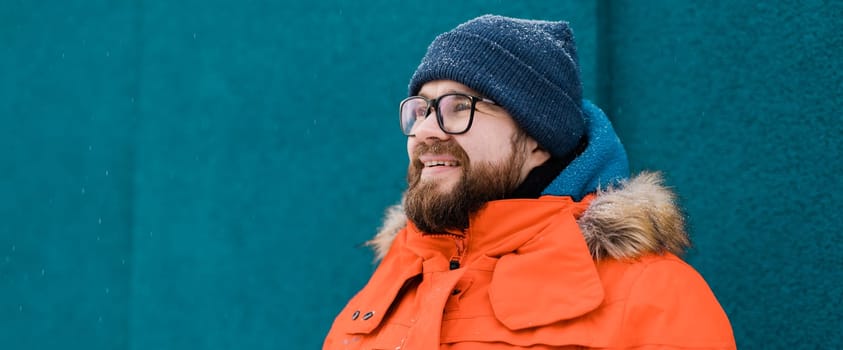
[400,94,474,135]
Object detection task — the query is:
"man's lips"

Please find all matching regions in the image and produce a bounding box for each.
[418,155,461,168]
[417,155,461,177]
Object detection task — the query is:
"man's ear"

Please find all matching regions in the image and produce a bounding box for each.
[525,137,552,169]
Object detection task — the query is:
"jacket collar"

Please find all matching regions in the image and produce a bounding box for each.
[368,172,690,262]
[402,196,590,262]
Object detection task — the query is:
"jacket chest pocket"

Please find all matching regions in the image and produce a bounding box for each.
[440,316,599,348]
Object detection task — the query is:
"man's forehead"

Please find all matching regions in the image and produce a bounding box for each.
[418,80,482,98]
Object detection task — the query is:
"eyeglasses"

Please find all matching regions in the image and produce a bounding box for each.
[399,93,498,136]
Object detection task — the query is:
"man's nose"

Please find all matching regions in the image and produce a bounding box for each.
[413,113,449,143]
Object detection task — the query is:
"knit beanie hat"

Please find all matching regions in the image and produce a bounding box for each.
[409,15,585,158]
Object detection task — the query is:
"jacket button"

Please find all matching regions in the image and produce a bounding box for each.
[351,310,360,320]
[362,311,375,320]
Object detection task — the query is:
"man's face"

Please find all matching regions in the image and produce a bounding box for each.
[404,80,550,233]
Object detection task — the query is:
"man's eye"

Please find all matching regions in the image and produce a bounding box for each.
[449,101,472,113]
[414,106,428,118]
[455,103,471,111]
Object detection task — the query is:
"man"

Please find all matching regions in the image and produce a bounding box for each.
[324,15,735,349]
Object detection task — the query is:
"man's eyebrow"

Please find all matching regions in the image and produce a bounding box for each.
[419,89,481,98]
[444,89,478,96]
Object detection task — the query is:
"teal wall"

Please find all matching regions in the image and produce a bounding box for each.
[1,1,839,349]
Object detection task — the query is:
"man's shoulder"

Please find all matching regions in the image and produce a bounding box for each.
[595,254,736,348]
[595,254,713,302]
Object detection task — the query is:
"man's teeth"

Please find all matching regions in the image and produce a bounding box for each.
[424,161,458,167]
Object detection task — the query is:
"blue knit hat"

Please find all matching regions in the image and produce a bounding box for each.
[409,15,585,158]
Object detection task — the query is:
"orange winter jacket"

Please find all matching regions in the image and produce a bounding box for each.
[324,173,736,349]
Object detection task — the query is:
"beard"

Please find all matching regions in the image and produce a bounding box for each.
[404,136,528,234]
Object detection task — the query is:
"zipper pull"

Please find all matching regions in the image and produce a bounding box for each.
[450,232,467,270]
[449,257,461,270]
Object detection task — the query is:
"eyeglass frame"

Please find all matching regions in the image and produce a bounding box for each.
[399,93,498,136]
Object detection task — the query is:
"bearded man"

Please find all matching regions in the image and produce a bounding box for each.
[324,15,736,350]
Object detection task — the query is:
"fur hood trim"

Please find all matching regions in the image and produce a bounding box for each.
[366,172,689,261]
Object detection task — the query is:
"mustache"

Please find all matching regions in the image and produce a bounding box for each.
[411,140,469,165]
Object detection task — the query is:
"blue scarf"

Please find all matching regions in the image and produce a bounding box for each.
[542,100,630,200]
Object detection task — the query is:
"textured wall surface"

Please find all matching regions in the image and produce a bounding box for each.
[604,2,842,348]
[1,1,839,349]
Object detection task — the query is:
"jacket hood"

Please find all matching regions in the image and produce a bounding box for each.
[367,171,690,261]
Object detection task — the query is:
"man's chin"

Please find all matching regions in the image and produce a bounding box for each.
[418,175,460,193]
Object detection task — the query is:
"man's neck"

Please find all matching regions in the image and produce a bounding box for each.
[508,157,566,199]
[508,135,588,199]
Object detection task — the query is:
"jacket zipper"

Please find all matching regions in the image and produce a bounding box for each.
[425,229,469,270]
[449,230,468,270]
